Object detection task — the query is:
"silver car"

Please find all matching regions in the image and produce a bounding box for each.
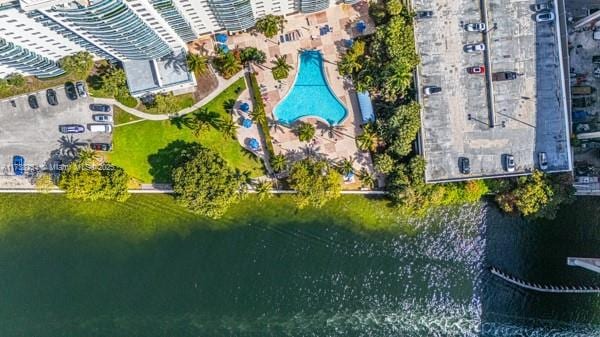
[504,154,516,172]
[538,152,548,171]
[535,11,555,22]
[464,43,486,53]
[92,114,113,123]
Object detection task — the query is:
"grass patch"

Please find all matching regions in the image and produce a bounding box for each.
[113,106,141,125]
[109,77,264,183]
[115,94,138,108]
[138,93,195,114]
[0,72,81,99]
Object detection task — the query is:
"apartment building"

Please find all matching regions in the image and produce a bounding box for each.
[0,0,352,94]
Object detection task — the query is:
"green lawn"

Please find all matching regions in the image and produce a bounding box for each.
[113,105,141,125]
[137,93,195,114]
[109,78,264,183]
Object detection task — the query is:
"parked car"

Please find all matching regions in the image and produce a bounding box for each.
[535,11,555,22]
[464,22,486,32]
[571,85,596,96]
[88,124,113,133]
[533,2,553,11]
[89,103,111,112]
[92,114,113,123]
[28,95,38,109]
[492,71,518,81]
[504,154,516,172]
[459,157,471,174]
[538,152,548,171]
[467,66,486,74]
[90,143,112,151]
[10,100,16,107]
[59,124,85,133]
[46,89,58,106]
[416,11,433,19]
[423,86,442,95]
[75,81,87,97]
[12,155,25,176]
[464,43,486,53]
[65,82,78,100]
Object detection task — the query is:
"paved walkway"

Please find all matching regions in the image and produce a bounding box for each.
[93,71,246,121]
[0,187,387,195]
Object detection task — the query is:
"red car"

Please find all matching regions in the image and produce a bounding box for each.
[467,66,486,74]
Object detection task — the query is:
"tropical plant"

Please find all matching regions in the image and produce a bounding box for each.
[151,92,178,114]
[213,50,242,79]
[337,157,354,176]
[5,73,25,87]
[101,67,128,97]
[295,122,315,142]
[355,122,377,151]
[373,153,394,174]
[77,148,100,165]
[358,168,375,189]
[59,51,94,78]
[377,102,421,157]
[240,47,267,66]
[288,158,342,209]
[250,109,267,126]
[58,160,130,202]
[255,14,286,38]
[254,180,273,201]
[172,147,246,218]
[186,52,209,75]
[338,40,365,76]
[270,154,287,173]
[271,55,292,80]
[219,117,238,139]
[386,0,404,16]
[35,173,55,193]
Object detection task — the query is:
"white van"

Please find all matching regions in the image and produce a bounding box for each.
[88,124,112,133]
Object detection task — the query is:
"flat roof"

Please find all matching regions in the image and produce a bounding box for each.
[414,0,571,182]
[123,50,195,97]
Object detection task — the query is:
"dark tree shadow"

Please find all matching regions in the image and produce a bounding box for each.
[57,135,85,158]
[161,51,188,74]
[223,99,236,113]
[148,140,204,183]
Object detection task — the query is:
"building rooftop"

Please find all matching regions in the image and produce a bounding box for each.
[414,0,571,182]
[123,50,195,97]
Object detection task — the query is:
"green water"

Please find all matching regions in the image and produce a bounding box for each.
[0,195,598,336]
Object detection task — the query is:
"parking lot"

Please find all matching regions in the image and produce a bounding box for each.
[0,86,112,184]
[415,0,571,182]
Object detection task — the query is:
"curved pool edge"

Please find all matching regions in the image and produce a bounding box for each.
[272,49,349,126]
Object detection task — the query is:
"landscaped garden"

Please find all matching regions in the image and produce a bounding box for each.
[109,78,264,184]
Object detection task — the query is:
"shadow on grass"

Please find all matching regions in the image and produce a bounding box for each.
[148,140,204,183]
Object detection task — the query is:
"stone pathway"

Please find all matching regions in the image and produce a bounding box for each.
[93,71,246,121]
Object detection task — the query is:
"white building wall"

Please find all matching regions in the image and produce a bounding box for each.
[125,0,187,50]
[0,6,85,77]
[172,0,222,36]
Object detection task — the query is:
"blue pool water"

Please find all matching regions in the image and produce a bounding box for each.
[274,51,347,125]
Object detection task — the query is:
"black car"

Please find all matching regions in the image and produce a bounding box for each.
[416,11,433,19]
[65,82,78,100]
[59,124,85,134]
[459,157,470,174]
[28,95,39,109]
[90,143,112,151]
[46,89,58,106]
[89,104,111,112]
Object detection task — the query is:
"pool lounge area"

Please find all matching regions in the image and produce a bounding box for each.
[273,50,347,126]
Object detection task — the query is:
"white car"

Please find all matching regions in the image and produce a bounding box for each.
[464,22,486,32]
[464,43,486,53]
[88,124,113,133]
[504,154,516,173]
[535,11,555,22]
[423,86,442,95]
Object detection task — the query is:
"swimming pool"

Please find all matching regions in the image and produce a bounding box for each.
[273,50,347,125]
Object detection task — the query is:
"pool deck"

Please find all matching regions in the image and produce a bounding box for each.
[222,3,376,178]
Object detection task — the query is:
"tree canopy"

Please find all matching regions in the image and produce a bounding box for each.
[377,102,421,157]
[59,51,94,79]
[255,14,286,38]
[186,53,209,76]
[58,159,130,202]
[295,122,315,142]
[271,55,292,80]
[288,158,342,209]
[172,147,246,218]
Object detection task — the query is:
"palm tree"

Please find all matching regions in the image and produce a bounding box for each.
[355,122,377,152]
[254,180,273,201]
[270,154,287,173]
[186,52,209,75]
[214,50,242,79]
[337,157,354,176]
[220,117,238,139]
[223,99,236,113]
[271,55,293,80]
[240,47,266,66]
[358,168,375,189]
[295,122,315,142]
[77,148,100,165]
[255,14,286,38]
[250,109,267,126]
